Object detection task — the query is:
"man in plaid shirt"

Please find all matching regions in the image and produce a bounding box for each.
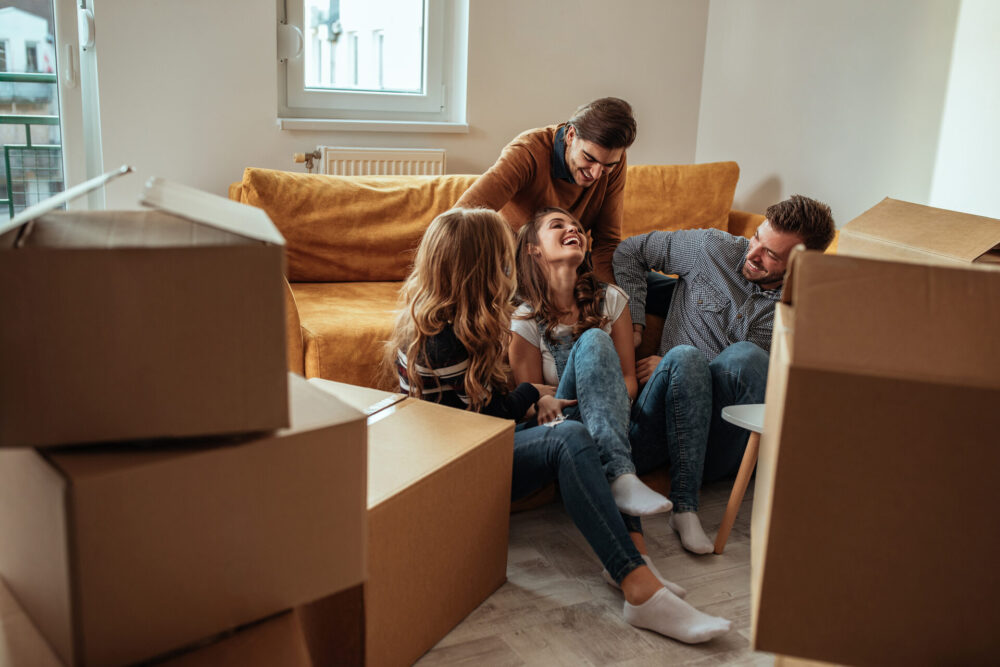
[613,195,835,554]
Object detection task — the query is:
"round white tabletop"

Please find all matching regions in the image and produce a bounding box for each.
[720,403,765,433]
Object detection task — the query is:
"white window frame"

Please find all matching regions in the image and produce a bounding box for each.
[277,0,468,132]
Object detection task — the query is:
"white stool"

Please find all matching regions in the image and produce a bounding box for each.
[714,403,765,555]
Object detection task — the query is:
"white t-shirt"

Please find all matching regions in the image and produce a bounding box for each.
[511,284,628,386]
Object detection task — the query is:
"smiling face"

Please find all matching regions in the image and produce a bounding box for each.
[533,210,587,265]
[741,220,804,290]
[564,125,624,187]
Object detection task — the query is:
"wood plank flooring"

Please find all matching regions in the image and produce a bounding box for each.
[418,479,774,666]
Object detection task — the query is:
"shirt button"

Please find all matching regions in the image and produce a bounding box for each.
[697,299,703,304]
[737,314,743,319]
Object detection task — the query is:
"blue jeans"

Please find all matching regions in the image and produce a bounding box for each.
[629,341,769,512]
[512,420,645,584]
[550,328,635,482]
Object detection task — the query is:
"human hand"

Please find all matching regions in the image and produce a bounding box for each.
[635,355,663,385]
[536,395,577,424]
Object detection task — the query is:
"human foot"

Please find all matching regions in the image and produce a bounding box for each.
[669,511,714,554]
[602,555,687,598]
[610,474,672,516]
[623,588,731,643]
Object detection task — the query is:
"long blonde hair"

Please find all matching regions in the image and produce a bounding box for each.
[388,208,516,411]
[514,207,607,342]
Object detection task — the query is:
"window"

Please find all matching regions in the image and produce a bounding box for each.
[25,41,39,72]
[0,42,7,72]
[278,0,468,130]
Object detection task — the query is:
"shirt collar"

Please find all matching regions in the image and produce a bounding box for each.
[551,125,574,183]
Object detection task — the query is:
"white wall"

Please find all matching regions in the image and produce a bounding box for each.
[89,0,710,209]
[929,0,1000,219]
[695,0,960,223]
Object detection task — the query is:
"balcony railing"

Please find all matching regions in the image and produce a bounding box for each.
[0,72,62,219]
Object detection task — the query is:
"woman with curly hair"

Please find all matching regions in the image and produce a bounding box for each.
[388,207,730,644]
[510,207,670,517]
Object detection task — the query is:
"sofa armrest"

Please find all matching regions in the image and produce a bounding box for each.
[727,209,766,239]
[284,277,305,376]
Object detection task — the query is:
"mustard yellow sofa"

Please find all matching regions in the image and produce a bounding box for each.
[229,162,765,389]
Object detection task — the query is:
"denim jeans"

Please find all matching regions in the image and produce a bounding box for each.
[629,341,769,512]
[512,419,645,584]
[548,328,635,482]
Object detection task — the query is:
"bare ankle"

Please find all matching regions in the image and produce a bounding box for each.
[620,565,661,605]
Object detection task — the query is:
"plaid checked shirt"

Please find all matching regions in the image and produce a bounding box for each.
[613,228,782,361]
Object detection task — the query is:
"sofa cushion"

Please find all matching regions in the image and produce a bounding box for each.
[623,162,740,238]
[239,168,478,282]
[292,281,402,389]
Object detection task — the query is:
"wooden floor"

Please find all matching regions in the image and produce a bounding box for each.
[417,479,774,666]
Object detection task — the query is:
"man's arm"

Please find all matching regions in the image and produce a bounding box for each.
[613,229,706,329]
[455,142,536,211]
[588,154,627,284]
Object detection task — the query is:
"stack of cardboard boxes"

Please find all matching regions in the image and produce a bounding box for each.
[0,169,517,666]
[751,199,1000,665]
[0,170,368,665]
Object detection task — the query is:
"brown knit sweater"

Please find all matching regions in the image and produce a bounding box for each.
[456,124,627,283]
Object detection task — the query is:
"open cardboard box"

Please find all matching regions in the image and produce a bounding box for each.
[838,197,1000,268]
[303,380,514,667]
[0,167,289,447]
[0,374,366,667]
[751,250,1000,665]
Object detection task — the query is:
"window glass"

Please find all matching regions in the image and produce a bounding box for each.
[279,0,467,126]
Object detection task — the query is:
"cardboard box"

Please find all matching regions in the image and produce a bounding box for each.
[838,197,1000,267]
[751,250,1000,666]
[303,380,515,667]
[0,374,366,667]
[157,611,312,667]
[0,168,289,447]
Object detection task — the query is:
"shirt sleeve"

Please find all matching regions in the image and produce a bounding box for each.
[480,382,540,421]
[510,304,541,348]
[456,141,537,211]
[613,229,709,327]
[588,153,627,284]
[603,284,629,326]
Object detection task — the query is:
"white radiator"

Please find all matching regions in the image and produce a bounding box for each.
[296,147,447,176]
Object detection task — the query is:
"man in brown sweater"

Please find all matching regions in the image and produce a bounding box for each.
[456,97,636,283]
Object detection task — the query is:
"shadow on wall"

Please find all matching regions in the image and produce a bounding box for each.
[734,175,782,216]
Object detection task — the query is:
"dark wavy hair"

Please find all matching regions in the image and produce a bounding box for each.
[766,195,836,251]
[567,97,637,149]
[514,207,608,342]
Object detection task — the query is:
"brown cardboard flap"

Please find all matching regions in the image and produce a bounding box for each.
[840,198,1000,264]
[784,250,1000,389]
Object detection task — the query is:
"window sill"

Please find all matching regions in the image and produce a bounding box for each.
[277,118,469,133]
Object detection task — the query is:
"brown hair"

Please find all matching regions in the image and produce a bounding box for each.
[766,195,836,251]
[514,207,607,342]
[567,97,637,149]
[387,208,516,412]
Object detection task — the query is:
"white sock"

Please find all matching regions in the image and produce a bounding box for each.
[624,588,731,644]
[669,511,714,555]
[601,555,687,598]
[610,473,672,516]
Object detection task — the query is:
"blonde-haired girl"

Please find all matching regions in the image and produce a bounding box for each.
[389,207,730,644]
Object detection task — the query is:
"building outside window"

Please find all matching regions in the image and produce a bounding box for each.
[279,0,468,128]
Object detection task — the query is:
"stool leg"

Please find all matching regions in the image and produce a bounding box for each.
[713,431,760,555]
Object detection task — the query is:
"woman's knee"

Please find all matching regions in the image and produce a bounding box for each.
[576,327,613,352]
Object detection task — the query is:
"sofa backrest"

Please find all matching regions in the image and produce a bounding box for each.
[237,168,478,282]
[622,161,740,238]
[235,162,743,282]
